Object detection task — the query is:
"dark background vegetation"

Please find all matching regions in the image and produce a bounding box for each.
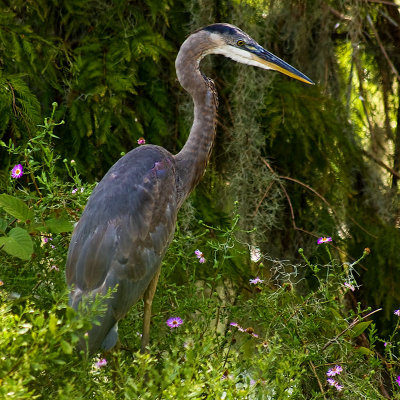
[2,0,400,398]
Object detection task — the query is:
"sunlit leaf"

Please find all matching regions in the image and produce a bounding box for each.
[0,194,34,222]
[44,218,73,233]
[349,321,372,338]
[355,346,374,356]
[61,340,73,355]
[0,227,33,260]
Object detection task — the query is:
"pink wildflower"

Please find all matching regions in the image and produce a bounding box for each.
[344,282,355,291]
[166,317,183,328]
[327,378,343,391]
[195,249,205,263]
[317,236,332,244]
[95,358,107,368]
[327,365,343,377]
[11,164,23,179]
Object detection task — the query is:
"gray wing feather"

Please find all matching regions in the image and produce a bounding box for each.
[66,146,178,352]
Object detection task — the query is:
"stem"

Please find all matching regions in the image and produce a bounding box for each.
[322,308,382,351]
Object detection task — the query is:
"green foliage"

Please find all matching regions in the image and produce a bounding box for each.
[0,112,395,397]
[0,104,77,260]
[2,0,400,397]
[0,0,189,179]
[1,204,397,398]
[0,290,110,399]
[0,227,33,260]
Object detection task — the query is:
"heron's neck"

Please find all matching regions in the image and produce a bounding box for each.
[174,33,218,205]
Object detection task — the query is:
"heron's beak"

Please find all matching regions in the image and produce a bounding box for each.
[250,45,314,85]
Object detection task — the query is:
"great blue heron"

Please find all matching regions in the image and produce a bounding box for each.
[66,23,313,354]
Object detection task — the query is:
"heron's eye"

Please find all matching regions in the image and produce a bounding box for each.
[236,40,245,47]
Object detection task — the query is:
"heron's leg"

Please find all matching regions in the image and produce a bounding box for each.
[141,267,161,353]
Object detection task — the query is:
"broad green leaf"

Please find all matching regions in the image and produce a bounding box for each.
[0,194,34,222]
[44,218,73,233]
[349,320,372,338]
[0,217,7,233]
[66,306,76,321]
[0,227,33,260]
[355,346,374,356]
[61,340,73,354]
[49,314,58,335]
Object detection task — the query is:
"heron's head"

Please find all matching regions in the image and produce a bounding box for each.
[200,23,314,85]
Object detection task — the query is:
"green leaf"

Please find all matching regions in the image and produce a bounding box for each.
[44,218,73,233]
[355,346,374,356]
[49,314,58,335]
[61,340,73,355]
[0,194,34,222]
[66,306,76,321]
[0,217,7,233]
[349,320,372,338]
[0,227,33,260]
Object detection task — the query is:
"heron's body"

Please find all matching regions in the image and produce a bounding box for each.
[66,23,313,354]
[67,146,178,351]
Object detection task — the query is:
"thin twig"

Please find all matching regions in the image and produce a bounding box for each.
[309,361,327,400]
[362,149,400,178]
[253,181,274,216]
[366,0,400,7]
[366,14,400,82]
[260,157,378,239]
[279,175,332,209]
[326,5,351,20]
[261,158,298,230]
[321,308,382,351]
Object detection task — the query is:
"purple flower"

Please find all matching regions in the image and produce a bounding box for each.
[195,249,205,263]
[396,375,400,387]
[394,309,400,317]
[249,277,264,285]
[95,358,107,368]
[327,378,343,391]
[230,322,245,332]
[11,164,23,179]
[335,383,343,391]
[166,317,183,328]
[137,137,146,145]
[317,237,332,244]
[50,265,59,272]
[72,188,78,194]
[327,365,343,377]
[344,282,355,292]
